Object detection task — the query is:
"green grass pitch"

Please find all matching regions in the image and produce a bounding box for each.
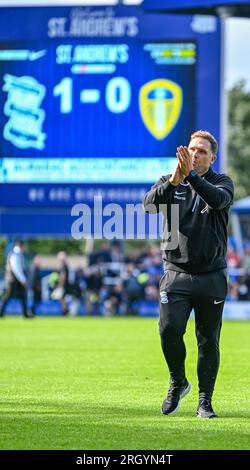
[0,316,249,450]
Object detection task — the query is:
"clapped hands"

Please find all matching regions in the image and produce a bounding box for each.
[176,146,193,177]
[169,146,193,186]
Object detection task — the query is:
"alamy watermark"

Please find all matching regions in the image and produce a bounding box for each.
[71,195,180,251]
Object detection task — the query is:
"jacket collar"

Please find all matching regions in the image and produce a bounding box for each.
[201,166,215,180]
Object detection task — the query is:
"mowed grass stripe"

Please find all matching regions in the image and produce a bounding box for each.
[0,317,249,450]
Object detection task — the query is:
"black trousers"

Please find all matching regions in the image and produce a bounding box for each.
[31,287,42,315]
[0,281,28,317]
[159,269,227,400]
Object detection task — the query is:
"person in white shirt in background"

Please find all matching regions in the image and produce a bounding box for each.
[0,240,32,318]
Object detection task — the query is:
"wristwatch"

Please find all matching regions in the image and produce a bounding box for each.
[185,169,198,181]
[188,169,197,178]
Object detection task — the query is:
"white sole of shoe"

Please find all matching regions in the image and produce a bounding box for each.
[197,412,218,419]
[162,381,191,415]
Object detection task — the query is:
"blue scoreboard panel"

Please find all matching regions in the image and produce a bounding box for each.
[0,6,221,234]
[144,0,250,13]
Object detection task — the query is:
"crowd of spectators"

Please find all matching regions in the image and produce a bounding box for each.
[37,241,250,315]
[227,244,250,301]
[1,240,250,316]
[45,242,163,316]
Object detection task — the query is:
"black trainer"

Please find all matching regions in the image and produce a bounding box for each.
[162,379,191,415]
[197,399,218,419]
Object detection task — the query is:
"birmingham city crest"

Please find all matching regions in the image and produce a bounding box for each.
[139,79,182,140]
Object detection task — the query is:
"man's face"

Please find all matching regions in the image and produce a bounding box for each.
[188,137,216,175]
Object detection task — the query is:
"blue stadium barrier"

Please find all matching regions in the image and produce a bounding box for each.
[0,299,86,316]
[1,299,250,320]
[133,300,159,317]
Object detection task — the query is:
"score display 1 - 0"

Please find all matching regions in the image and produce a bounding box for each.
[53,76,131,114]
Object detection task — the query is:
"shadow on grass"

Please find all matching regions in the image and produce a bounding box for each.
[1,400,250,419]
[0,400,249,450]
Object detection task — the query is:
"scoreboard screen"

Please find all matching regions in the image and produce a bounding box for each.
[0,39,196,184]
[0,5,221,209]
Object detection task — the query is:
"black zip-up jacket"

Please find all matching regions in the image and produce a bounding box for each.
[143,167,234,273]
